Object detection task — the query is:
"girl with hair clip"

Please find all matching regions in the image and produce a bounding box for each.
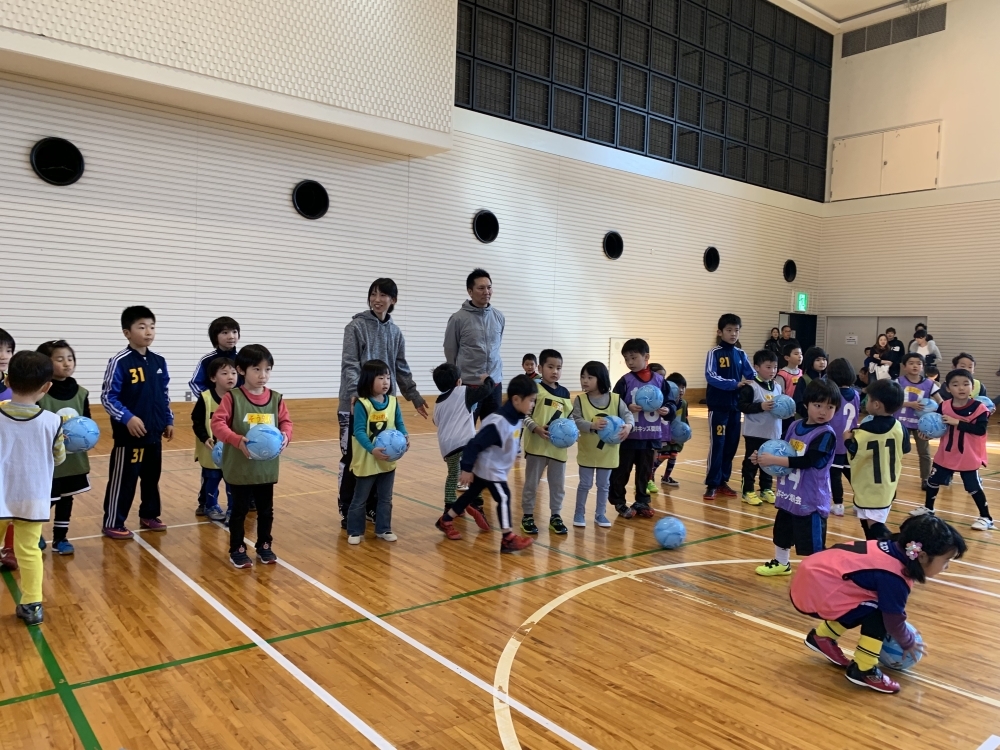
[790,514,966,694]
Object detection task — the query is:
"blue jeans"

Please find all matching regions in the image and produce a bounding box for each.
[347,471,395,536]
[200,468,232,511]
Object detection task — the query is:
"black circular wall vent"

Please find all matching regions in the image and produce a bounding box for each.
[30,138,85,186]
[472,210,499,243]
[292,180,329,220]
[783,259,797,283]
[603,231,623,260]
[703,246,720,272]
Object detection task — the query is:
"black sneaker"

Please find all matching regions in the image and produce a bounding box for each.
[15,602,43,626]
[195,503,206,517]
[257,543,277,565]
[616,504,636,519]
[520,515,539,535]
[230,547,253,569]
[366,508,376,525]
[548,515,568,535]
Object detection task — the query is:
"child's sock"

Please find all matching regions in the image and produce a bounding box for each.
[971,490,992,519]
[774,546,790,565]
[925,486,939,511]
[816,620,846,640]
[854,635,883,672]
[665,456,676,478]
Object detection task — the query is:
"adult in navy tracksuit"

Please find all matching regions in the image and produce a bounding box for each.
[705,314,755,500]
[100,306,174,538]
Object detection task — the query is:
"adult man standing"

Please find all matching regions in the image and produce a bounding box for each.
[444,269,505,419]
[884,327,906,379]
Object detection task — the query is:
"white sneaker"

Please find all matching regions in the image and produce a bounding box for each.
[348,535,362,545]
[971,517,995,531]
[377,531,398,542]
[456,483,470,492]
[909,506,934,517]
[831,504,844,517]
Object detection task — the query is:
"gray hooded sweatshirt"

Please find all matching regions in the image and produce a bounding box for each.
[339,310,425,410]
[443,300,505,384]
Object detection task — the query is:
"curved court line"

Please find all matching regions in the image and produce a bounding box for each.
[493,558,1000,749]
[132,535,395,750]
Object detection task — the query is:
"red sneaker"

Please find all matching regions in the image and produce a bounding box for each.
[0,547,18,571]
[703,488,717,501]
[634,505,655,518]
[500,533,533,553]
[717,483,738,497]
[436,517,462,540]
[464,504,491,531]
[846,663,900,693]
[102,526,134,540]
[140,517,167,532]
[805,629,850,667]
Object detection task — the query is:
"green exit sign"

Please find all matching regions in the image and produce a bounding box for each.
[795,292,809,312]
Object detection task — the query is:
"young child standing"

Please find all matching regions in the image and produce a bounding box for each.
[101,306,174,539]
[572,361,633,527]
[521,349,574,535]
[753,378,841,576]
[827,358,861,517]
[704,315,755,501]
[346,360,407,544]
[895,353,941,489]
[0,328,17,571]
[645,363,668,496]
[793,347,829,417]
[611,339,676,517]
[791,514,963,693]
[432,364,494,514]
[188,316,241,397]
[0,352,65,624]
[656,372,688,488]
[191,358,238,523]
[846,379,909,540]
[36,340,92,554]
[436,375,538,552]
[521,354,542,382]
[944,353,988,399]
[912,368,993,530]
[212,344,293,567]
[776,342,803,398]
[737,350,782,506]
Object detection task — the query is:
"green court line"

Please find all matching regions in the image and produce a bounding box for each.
[2,571,102,749]
[0,687,58,708]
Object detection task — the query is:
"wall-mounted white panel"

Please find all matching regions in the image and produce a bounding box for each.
[881,122,940,195]
[830,132,883,201]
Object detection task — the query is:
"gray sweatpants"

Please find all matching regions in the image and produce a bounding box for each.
[913,433,932,482]
[521,453,567,516]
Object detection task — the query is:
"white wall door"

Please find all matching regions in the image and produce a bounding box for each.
[881,123,940,195]
[830,132,884,201]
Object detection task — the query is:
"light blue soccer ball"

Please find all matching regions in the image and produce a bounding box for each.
[976,395,996,413]
[654,516,686,549]
[759,439,795,478]
[212,440,224,468]
[62,416,100,453]
[548,418,580,449]
[918,412,947,439]
[918,397,938,413]
[770,394,797,420]
[374,429,408,461]
[635,385,664,412]
[670,420,692,444]
[664,380,680,403]
[245,423,284,460]
[880,623,924,671]
[860,414,874,425]
[596,415,626,445]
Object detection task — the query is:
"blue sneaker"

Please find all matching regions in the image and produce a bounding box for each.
[38,536,46,550]
[53,539,75,555]
[206,505,226,522]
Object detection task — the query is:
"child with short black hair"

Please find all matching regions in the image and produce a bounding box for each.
[0,351,65,624]
[431,362,494,514]
[436,375,538,553]
[826,358,860,517]
[611,339,676,517]
[345,359,407,545]
[212,344,293,567]
[777,342,803,397]
[656,372,688,488]
[737,349,782,506]
[895,352,940,489]
[36,340,92,554]
[101,306,174,539]
[847,379,908,540]
[189,316,241,397]
[753,378,841,576]
[793,347,828,417]
[645,364,667,496]
[704,314,755,501]
[0,327,16,570]
[521,349,574,535]
[792,514,964,694]
[572,361,633,527]
[521,353,541,382]
[944,353,988,399]
[191,357,238,523]
[925,364,940,382]
[912,368,993,530]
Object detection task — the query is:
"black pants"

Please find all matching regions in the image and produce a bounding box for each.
[103,442,162,529]
[51,496,73,542]
[229,483,275,554]
[453,476,512,531]
[476,383,503,422]
[741,436,773,493]
[339,411,377,519]
[773,508,826,556]
[837,605,887,640]
[830,453,852,505]
[610,443,654,508]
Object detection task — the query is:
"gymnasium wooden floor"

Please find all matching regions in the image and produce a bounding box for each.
[2,401,999,750]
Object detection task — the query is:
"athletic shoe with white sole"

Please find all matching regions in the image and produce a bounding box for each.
[971,517,995,531]
[909,506,934,517]
[830,504,845,517]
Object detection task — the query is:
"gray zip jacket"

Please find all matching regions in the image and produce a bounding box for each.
[339,311,425,410]
[443,300,505,384]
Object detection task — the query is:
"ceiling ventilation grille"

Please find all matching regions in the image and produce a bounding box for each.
[841,3,945,58]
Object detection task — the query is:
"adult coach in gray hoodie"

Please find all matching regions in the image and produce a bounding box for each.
[444,268,505,419]
[338,278,427,525]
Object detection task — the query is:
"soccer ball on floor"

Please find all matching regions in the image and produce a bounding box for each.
[880,623,924,671]
[758,439,795,478]
[62,416,100,453]
[374,429,408,461]
[654,517,686,549]
[246,424,284,460]
[548,418,580,449]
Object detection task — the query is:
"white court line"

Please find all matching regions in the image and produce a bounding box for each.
[229,529,597,750]
[977,736,1000,750]
[940,572,1000,585]
[67,520,211,542]
[131,534,395,749]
